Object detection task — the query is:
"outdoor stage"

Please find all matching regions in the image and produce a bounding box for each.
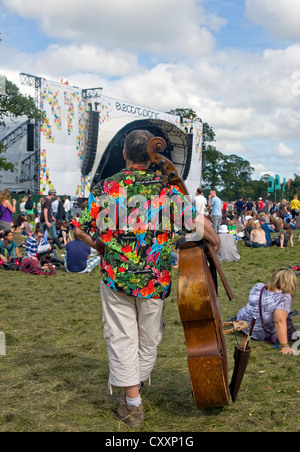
[1,75,204,198]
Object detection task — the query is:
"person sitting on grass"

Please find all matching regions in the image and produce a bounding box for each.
[274,222,294,248]
[20,253,55,276]
[56,220,71,246]
[21,216,33,237]
[244,222,267,248]
[0,230,22,264]
[237,268,298,355]
[64,238,101,274]
[25,228,51,258]
[217,224,240,262]
[258,217,272,247]
[243,218,255,241]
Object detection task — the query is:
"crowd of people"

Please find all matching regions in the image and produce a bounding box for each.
[193,189,298,257]
[0,188,100,275]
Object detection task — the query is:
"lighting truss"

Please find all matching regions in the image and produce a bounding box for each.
[82,87,103,99]
[19,73,42,193]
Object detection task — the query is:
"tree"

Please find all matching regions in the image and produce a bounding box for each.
[202,148,255,200]
[202,122,216,148]
[288,175,300,199]
[167,108,200,122]
[0,78,41,174]
[220,154,254,200]
[202,147,225,191]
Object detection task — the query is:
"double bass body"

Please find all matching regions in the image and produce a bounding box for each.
[147,136,231,408]
[178,241,230,408]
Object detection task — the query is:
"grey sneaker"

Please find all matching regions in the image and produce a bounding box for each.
[117,403,144,428]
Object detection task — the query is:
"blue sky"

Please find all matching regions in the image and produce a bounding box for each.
[0,0,299,184]
[207,1,290,51]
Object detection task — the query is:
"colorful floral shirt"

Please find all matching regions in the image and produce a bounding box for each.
[78,168,195,300]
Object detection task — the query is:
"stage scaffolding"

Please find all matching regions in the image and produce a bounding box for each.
[19,73,42,194]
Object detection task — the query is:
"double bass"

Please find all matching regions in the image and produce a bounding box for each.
[147,137,235,408]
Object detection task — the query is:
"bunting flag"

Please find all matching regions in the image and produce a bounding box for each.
[282,178,286,192]
[268,177,275,193]
[275,175,281,190]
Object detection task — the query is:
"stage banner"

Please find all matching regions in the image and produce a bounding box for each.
[275,174,281,190]
[268,177,274,193]
[39,79,203,198]
[40,79,88,197]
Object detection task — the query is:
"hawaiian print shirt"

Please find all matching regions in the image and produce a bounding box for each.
[78,168,195,300]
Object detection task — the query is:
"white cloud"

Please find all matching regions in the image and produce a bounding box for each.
[252,163,275,178]
[1,0,219,59]
[275,143,297,157]
[245,0,300,40]
[0,44,140,79]
[35,45,140,78]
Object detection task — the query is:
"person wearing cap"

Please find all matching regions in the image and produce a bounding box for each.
[217,224,240,262]
[40,189,65,249]
[258,217,272,247]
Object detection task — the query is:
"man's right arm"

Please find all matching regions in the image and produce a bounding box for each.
[193,214,220,253]
[75,228,105,255]
[202,216,220,253]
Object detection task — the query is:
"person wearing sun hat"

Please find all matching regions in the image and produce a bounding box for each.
[217,224,240,262]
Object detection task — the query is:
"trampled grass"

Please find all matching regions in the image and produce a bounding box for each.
[0,235,300,432]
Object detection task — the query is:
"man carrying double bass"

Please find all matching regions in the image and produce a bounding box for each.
[75,129,220,428]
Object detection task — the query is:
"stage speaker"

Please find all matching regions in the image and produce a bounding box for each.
[82,111,100,176]
[27,123,35,152]
[182,133,194,181]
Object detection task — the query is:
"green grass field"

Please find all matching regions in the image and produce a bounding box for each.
[0,235,300,432]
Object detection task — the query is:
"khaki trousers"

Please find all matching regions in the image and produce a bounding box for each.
[100,280,165,388]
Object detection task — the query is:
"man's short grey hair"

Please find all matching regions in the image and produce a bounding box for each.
[124,130,154,163]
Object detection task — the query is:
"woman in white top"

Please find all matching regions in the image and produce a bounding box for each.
[19,197,28,217]
[244,222,267,248]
